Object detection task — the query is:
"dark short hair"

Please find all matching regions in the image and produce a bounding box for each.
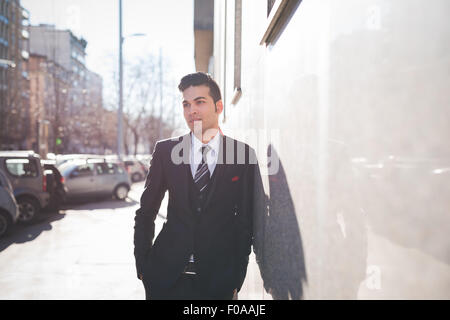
[178,72,222,103]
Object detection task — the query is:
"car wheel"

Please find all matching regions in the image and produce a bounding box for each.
[17,197,40,224]
[131,172,141,182]
[114,184,129,201]
[0,211,11,238]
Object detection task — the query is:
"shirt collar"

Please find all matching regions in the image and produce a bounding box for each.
[191,130,221,155]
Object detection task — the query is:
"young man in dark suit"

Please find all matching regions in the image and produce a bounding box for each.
[134,72,259,300]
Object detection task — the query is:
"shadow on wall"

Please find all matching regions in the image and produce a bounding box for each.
[253,144,307,300]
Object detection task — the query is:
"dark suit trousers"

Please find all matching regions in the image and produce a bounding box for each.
[143,274,234,300]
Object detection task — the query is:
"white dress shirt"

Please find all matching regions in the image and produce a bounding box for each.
[190,130,221,179]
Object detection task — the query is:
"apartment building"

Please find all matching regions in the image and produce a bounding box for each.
[0,0,30,150]
[28,24,104,154]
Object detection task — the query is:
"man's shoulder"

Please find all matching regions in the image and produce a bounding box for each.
[155,133,190,149]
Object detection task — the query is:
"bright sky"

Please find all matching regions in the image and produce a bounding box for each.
[21,0,195,124]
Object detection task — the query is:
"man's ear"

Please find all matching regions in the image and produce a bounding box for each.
[215,100,224,114]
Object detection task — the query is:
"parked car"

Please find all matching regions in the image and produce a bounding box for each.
[57,158,131,202]
[135,154,152,171]
[54,154,104,167]
[41,160,66,211]
[0,151,50,223]
[123,157,148,182]
[0,169,19,237]
[104,155,149,183]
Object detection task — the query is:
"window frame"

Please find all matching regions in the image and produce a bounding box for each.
[231,0,242,105]
[72,163,95,178]
[96,162,117,175]
[4,157,39,178]
[260,0,301,46]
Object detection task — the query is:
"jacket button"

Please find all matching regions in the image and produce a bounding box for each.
[197,207,202,212]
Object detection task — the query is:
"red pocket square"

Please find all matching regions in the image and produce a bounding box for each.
[232,176,240,182]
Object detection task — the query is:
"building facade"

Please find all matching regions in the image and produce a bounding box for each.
[28,53,73,155]
[29,24,87,75]
[28,24,105,155]
[0,0,30,150]
[195,0,450,299]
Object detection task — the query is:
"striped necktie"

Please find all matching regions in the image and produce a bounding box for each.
[194,145,211,192]
[189,145,212,266]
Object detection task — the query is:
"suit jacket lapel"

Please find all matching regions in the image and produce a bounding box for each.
[174,133,192,213]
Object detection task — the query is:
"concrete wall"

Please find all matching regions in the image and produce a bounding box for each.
[214,0,450,299]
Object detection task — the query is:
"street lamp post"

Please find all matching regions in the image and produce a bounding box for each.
[159,47,163,141]
[118,0,124,160]
[118,0,146,160]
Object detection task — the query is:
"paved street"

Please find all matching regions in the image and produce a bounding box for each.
[0,182,264,300]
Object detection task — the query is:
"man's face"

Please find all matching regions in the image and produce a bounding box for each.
[182,85,223,134]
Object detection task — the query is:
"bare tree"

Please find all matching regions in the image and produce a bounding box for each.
[44,61,72,154]
[124,56,159,156]
[104,53,178,156]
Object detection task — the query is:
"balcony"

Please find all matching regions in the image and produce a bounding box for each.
[22,9,30,20]
[21,29,29,39]
[21,50,29,60]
